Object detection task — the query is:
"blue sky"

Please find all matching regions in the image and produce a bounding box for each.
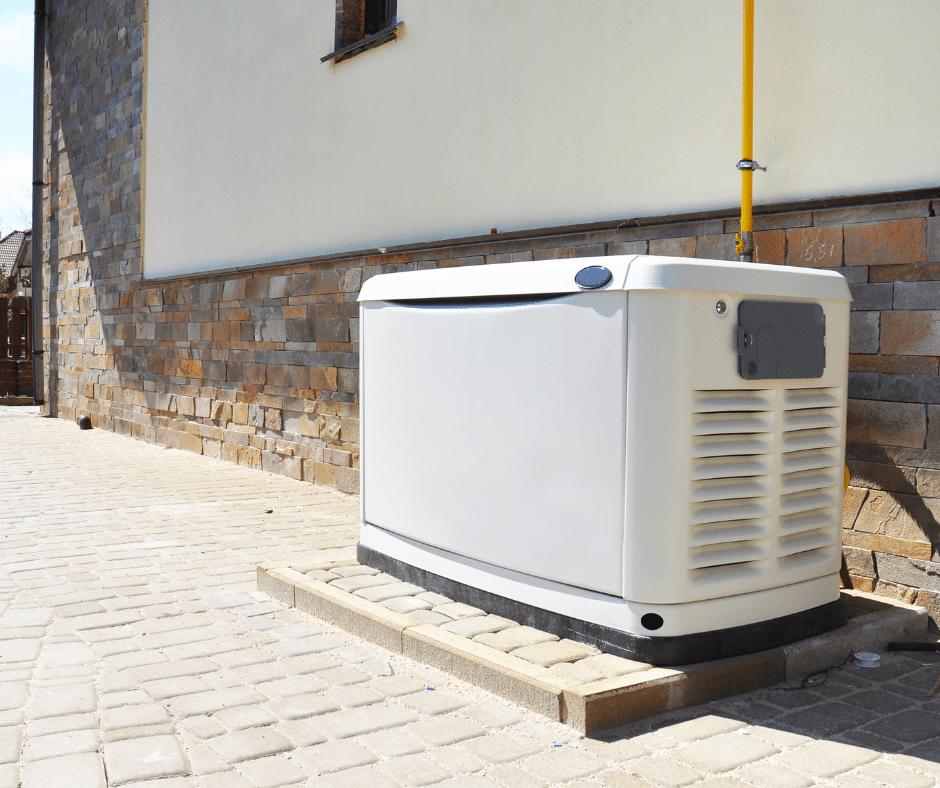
[0,0,34,237]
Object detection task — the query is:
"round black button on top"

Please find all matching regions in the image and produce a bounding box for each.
[574,265,612,289]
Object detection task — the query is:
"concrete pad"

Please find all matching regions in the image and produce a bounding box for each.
[259,560,929,733]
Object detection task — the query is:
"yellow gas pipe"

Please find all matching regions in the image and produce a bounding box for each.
[732,5,849,490]
[735,0,763,262]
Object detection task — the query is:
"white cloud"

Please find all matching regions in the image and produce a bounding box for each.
[0,11,32,73]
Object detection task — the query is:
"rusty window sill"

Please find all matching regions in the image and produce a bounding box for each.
[321,21,402,65]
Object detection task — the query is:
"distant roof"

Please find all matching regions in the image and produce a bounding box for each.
[0,231,28,278]
[12,230,32,275]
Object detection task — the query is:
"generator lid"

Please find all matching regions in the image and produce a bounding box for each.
[358,255,853,303]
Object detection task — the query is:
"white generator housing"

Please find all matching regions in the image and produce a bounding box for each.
[358,255,851,664]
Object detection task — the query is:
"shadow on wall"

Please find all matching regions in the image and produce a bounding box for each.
[842,419,940,618]
[42,4,146,424]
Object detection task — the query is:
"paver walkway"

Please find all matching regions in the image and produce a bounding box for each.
[1,406,939,787]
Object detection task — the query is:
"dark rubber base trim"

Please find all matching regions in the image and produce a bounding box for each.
[357,543,847,666]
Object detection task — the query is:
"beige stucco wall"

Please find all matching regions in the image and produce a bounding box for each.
[143,0,940,277]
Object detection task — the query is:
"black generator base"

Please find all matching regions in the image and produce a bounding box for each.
[357,543,847,667]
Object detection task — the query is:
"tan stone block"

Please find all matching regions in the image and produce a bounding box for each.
[842,486,867,528]
[265,408,283,431]
[882,311,940,356]
[221,442,239,464]
[872,580,918,605]
[849,354,939,375]
[232,402,249,425]
[917,468,940,498]
[210,401,232,422]
[847,461,916,495]
[852,490,933,543]
[844,219,926,266]
[257,567,299,606]
[299,414,321,438]
[167,429,203,455]
[609,240,649,257]
[533,247,576,261]
[561,668,683,734]
[238,445,263,470]
[320,419,341,442]
[402,624,574,720]
[339,418,359,443]
[869,262,940,282]
[753,229,785,266]
[785,226,842,268]
[313,462,336,487]
[309,367,338,391]
[302,459,317,482]
[202,439,222,459]
[843,574,875,593]
[914,589,940,625]
[335,466,360,495]
[680,649,785,709]
[283,456,303,480]
[847,399,925,448]
[649,237,696,258]
[210,322,230,342]
[267,365,291,387]
[294,578,415,654]
[694,234,735,261]
[842,530,931,560]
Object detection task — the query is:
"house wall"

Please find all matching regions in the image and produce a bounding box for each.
[143,0,940,278]
[40,0,940,620]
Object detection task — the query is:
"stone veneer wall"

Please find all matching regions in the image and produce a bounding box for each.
[41,1,940,616]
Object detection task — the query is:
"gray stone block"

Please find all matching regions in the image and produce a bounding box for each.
[848,372,879,400]
[849,282,893,311]
[850,311,880,353]
[927,215,940,263]
[877,374,940,405]
[875,552,940,591]
[842,546,874,577]
[894,280,940,310]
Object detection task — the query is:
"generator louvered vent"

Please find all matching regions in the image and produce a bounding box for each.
[690,390,772,582]
[689,386,843,584]
[779,387,842,567]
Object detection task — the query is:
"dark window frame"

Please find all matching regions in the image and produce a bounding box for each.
[322,0,400,64]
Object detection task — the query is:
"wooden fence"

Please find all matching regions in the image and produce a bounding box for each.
[0,297,33,397]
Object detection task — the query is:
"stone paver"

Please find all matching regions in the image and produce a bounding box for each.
[20,752,106,788]
[206,727,294,763]
[102,734,189,784]
[508,638,601,667]
[2,407,940,788]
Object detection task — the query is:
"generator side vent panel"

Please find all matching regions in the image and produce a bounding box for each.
[778,387,843,569]
[689,390,772,583]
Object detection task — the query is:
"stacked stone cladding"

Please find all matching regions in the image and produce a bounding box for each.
[40,1,940,616]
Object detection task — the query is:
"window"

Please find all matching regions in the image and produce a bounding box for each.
[323,0,401,64]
